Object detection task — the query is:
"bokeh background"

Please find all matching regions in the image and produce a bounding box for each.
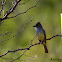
[0,0,61,62]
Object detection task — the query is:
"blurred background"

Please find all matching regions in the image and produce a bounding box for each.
[0,0,61,62]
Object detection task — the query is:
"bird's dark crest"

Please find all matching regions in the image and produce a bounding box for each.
[33,22,42,27]
[36,22,41,27]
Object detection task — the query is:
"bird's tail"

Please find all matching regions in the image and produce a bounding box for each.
[43,44,48,53]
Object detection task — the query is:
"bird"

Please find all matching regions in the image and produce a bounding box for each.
[33,22,48,53]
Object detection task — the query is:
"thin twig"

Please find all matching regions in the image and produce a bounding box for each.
[18,0,30,5]
[29,34,36,45]
[0,17,33,43]
[7,0,40,19]
[0,31,12,36]
[0,0,6,15]
[10,50,27,62]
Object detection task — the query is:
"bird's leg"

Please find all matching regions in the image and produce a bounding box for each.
[39,40,43,44]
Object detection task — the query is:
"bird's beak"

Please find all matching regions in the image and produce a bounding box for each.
[33,25,36,27]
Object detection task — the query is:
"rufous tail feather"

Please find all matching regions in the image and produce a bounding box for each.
[43,44,48,53]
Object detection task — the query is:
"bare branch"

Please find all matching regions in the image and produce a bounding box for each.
[0,0,21,22]
[29,34,36,45]
[0,0,6,15]
[19,0,30,5]
[0,0,40,22]
[10,50,27,62]
[0,31,12,36]
[0,34,61,57]
[46,35,62,40]
[7,0,40,19]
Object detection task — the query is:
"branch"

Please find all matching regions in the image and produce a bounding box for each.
[0,0,40,22]
[0,0,21,22]
[10,50,27,62]
[0,34,61,57]
[46,35,62,40]
[0,31,12,36]
[7,0,40,19]
[18,0,30,5]
[0,0,6,15]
